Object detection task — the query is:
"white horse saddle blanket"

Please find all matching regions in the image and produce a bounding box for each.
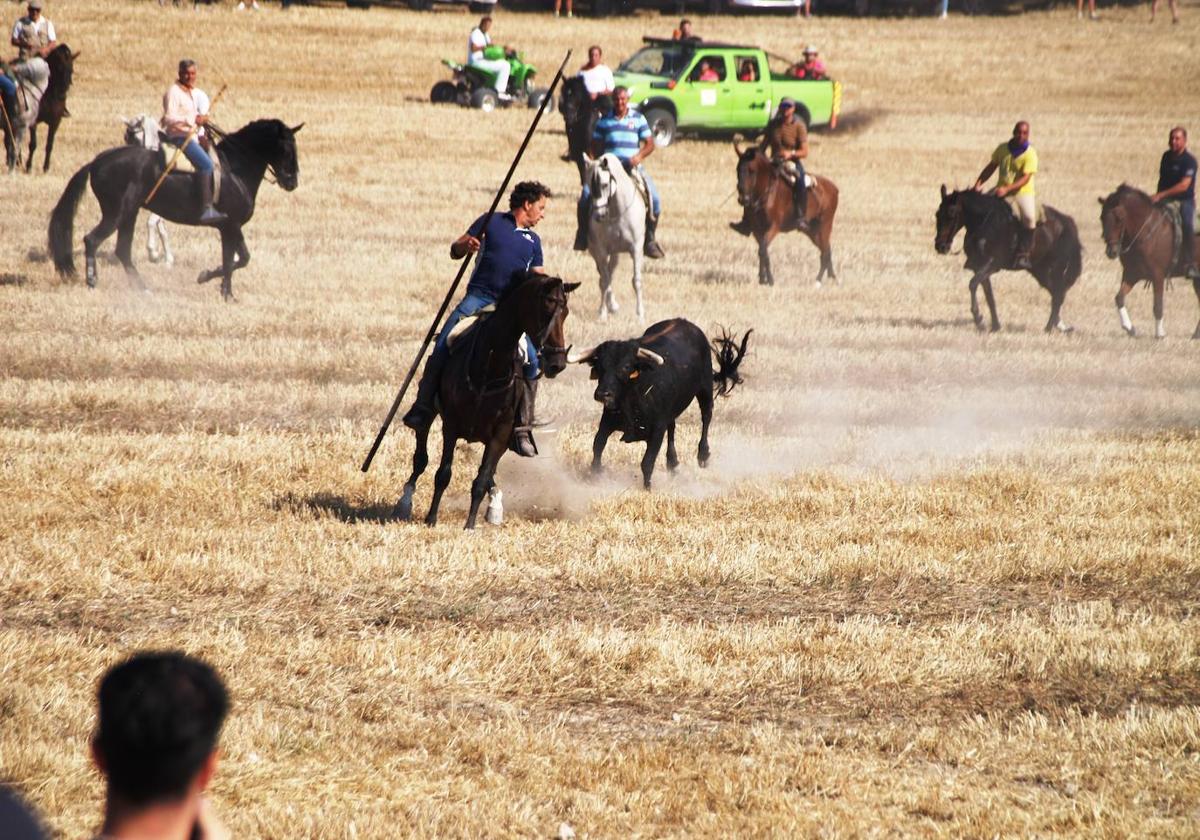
[445,308,494,352]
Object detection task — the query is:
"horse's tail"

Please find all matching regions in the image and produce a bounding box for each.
[1056,210,1083,289]
[711,328,752,397]
[48,161,89,276]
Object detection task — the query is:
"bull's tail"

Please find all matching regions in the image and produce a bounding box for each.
[711,328,752,397]
[48,161,90,277]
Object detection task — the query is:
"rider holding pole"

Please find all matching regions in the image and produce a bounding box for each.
[4,1,55,120]
[402,181,555,458]
[162,59,225,226]
[974,120,1038,270]
[1150,126,1200,281]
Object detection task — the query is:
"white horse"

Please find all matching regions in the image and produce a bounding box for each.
[583,152,646,323]
[121,114,175,266]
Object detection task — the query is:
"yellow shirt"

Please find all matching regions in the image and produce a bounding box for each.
[991,142,1037,197]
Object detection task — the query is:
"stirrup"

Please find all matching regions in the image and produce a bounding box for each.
[198,206,227,226]
[509,430,538,457]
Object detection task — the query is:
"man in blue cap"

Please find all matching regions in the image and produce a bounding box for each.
[732,97,810,234]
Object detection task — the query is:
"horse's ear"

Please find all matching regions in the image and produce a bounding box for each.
[72,50,81,60]
[582,153,592,165]
[940,184,947,199]
[563,282,581,294]
[1097,197,1105,205]
[291,123,305,134]
[733,139,743,158]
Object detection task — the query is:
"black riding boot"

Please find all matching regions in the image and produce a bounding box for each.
[401,351,447,432]
[573,197,590,251]
[509,378,539,458]
[729,207,753,236]
[197,173,227,226]
[792,178,809,232]
[644,212,665,259]
[1014,227,1035,270]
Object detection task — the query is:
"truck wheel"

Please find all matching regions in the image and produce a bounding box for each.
[471,87,499,112]
[431,81,457,104]
[643,108,676,148]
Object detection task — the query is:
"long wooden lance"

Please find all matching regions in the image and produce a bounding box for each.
[361,50,572,473]
[143,83,228,206]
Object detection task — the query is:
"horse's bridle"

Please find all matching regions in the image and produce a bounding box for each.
[1102,202,1162,256]
[206,121,295,186]
[533,288,571,367]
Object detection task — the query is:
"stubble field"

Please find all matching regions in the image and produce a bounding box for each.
[2,1,1199,836]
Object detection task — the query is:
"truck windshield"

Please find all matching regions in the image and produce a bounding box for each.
[618,44,694,79]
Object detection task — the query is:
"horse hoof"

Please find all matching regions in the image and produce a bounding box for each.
[395,497,413,521]
[813,281,823,290]
[989,324,1001,334]
[196,272,210,284]
[1124,327,1137,338]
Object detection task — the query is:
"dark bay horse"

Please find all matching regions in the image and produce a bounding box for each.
[3,43,77,173]
[1099,185,1200,340]
[48,119,301,300]
[935,186,1082,333]
[558,76,610,182]
[731,143,839,287]
[395,273,580,530]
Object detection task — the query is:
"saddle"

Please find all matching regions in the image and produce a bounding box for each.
[627,165,651,214]
[445,306,494,353]
[1158,201,1190,276]
[158,133,223,203]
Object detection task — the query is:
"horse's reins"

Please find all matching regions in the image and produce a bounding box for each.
[1108,205,1163,255]
[203,119,287,186]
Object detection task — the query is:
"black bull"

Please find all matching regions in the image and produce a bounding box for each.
[569,318,751,489]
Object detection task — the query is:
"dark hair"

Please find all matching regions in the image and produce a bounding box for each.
[510,181,552,209]
[178,59,196,76]
[480,15,492,24]
[613,85,628,97]
[96,651,229,806]
[680,17,692,26]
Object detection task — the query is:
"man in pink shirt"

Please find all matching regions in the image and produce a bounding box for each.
[162,59,225,225]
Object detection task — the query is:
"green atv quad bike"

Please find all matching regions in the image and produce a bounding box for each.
[431,45,553,112]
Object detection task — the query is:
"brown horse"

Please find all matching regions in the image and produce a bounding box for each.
[394,273,580,530]
[1099,185,1200,340]
[731,143,839,287]
[2,43,77,173]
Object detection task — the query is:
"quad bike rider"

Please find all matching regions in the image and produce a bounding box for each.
[430,15,549,111]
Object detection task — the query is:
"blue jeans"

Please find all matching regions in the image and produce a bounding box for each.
[1178,198,1196,268]
[434,290,539,379]
[168,137,214,174]
[580,162,661,217]
[0,74,16,111]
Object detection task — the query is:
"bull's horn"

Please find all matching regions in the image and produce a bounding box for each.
[636,347,665,366]
[567,346,597,364]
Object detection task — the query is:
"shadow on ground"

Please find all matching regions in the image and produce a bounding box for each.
[277,493,396,523]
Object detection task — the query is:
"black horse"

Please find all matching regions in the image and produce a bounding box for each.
[48,119,301,300]
[935,186,1082,333]
[3,43,77,173]
[395,273,580,530]
[559,76,610,182]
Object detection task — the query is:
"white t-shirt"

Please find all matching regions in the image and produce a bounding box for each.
[11,15,55,54]
[578,65,614,96]
[193,87,210,137]
[468,27,490,63]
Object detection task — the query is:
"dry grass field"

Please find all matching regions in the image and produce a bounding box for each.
[2,1,1199,835]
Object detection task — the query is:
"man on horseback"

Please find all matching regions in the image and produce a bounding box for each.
[402,181,554,458]
[574,86,664,259]
[730,97,809,235]
[3,1,55,126]
[1150,126,1199,281]
[162,59,225,226]
[974,120,1038,270]
[578,46,614,103]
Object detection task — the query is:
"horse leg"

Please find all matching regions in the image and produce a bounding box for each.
[631,247,645,323]
[665,421,679,472]
[1045,288,1067,333]
[1115,279,1137,337]
[41,117,59,173]
[757,230,775,286]
[485,480,504,526]
[981,275,1001,332]
[201,229,238,301]
[394,426,430,521]
[593,248,613,321]
[640,426,667,491]
[83,213,123,289]
[968,273,984,330]
[24,123,36,174]
[696,387,714,468]
[1152,276,1166,339]
[590,412,618,475]
[425,431,457,527]
[114,213,147,292]
[466,435,509,530]
[1192,275,1200,340]
[606,252,621,317]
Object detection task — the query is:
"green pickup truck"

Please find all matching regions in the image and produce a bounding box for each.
[613,38,842,147]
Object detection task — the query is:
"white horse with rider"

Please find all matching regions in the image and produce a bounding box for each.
[122,114,177,265]
[582,152,647,322]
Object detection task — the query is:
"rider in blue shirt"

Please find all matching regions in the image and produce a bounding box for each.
[402,181,553,457]
[574,86,664,259]
[1151,126,1200,281]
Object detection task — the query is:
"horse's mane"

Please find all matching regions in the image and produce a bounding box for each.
[217,118,285,149]
[1107,183,1153,209]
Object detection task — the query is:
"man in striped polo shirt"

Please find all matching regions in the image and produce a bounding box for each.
[574,86,664,259]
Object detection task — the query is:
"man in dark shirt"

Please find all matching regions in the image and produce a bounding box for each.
[1151,125,1199,280]
[403,181,553,457]
[731,98,810,235]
